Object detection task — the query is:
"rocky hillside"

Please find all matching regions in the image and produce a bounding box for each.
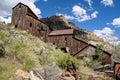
[41,15,103,42]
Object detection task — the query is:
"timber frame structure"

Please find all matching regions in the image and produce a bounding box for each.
[11,2,112,65]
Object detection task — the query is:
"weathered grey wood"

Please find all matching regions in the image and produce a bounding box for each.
[29,71,35,80]
[12,3,49,42]
[36,72,44,80]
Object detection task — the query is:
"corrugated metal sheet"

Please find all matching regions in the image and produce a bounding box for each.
[48,29,74,36]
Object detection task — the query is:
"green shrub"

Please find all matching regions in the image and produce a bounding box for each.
[56,53,81,70]
[0,31,9,45]
[0,58,20,80]
[83,54,101,68]
[95,44,106,65]
[8,39,26,57]
[23,54,35,70]
[0,40,5,57]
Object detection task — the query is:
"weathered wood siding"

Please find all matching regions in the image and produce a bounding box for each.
[48,35,87,54]
[71,38,87,55]
[48,35,72,48]
[75,46,96,57]
[25,15,48,41]
[27,8,37,19]
[11,4,27,29]
[75,46,111,64]
[11,3,49,42]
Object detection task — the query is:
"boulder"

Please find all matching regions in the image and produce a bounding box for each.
[15,69,41,80]
[15,69,29,79]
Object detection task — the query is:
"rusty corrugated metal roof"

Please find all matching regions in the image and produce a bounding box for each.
[48,29,74,36]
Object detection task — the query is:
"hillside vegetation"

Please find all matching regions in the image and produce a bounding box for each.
[0,22,82,80]
[0,22,115,80]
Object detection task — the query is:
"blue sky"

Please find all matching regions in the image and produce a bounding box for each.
[0,0,120,44]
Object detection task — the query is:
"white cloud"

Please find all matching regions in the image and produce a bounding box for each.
[106,22,110,25]
[72,5,98,22]
[56,5,98,22]
[72,5,90,22]
[93,27,120,45]
[112,17,120,28]
[27,1,41,16]
[0,0,41,17]
[0,0,41,23]
[84,0,93,9]
[0,16,11,24]
[72,5,87,17]
[43,0,48,2]
[91,11,98,18]
[101,0,114,6]
[72,5,99,22]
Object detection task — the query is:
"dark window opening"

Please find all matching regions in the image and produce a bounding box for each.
[19,5,21,8]
[65,37,67,42]
[53,43,55,45]
[61,48,67,53]
[15,25,18,28]
[40,27,44,31]
[30,23,32,27]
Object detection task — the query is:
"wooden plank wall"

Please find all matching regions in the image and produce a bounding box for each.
[12,4,49,42]
[48,35,88,55]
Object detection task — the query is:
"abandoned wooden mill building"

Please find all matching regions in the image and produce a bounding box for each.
[11,2,112,66]
[11,2,50,42]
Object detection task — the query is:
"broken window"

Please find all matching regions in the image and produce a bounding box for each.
[53,43,55,45]
[61,48,67,53]
[30,23,32,27]
[65,37,67,42]
[15,25,18,28]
